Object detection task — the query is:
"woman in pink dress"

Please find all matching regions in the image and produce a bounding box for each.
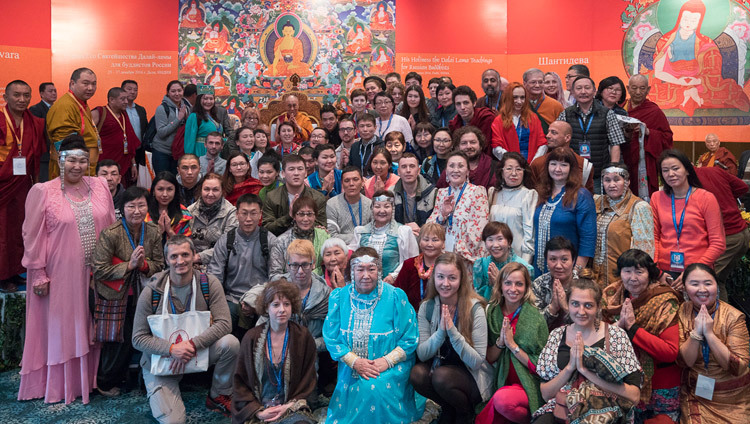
[19,135,115,404]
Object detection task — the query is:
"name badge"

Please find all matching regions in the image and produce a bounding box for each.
[579,141,591,159]
[13,156,26,175]
[670,251,685,272]
[695,374,715,400]
[444,232,457,253]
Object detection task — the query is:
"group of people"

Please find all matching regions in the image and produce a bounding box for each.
[3,63,749,424]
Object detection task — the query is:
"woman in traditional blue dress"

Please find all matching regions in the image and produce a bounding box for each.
[349,190,419,284]
[323,247,421,424]
[184,86,223,157]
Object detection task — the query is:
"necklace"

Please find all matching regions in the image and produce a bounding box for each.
[63,184,96,266]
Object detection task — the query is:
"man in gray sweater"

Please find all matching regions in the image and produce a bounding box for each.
[132,235,239,423]
[208,193,276,340]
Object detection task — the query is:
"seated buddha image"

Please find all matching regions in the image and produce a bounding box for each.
[346,67,367,95]
[203,22,234,55]
[370,2,395,31]
[346,24,372,55]
[207,66,232,97]
[370,47,394,75]
[266,20,313,77]
[180,0,206,29]
[181,44,208,76]
[651,0,750,116]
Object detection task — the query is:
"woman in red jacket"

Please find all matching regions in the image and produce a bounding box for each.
[490,82,546,163]
[603,249,681,423]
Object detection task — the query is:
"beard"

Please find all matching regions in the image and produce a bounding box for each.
[484,86,497,97]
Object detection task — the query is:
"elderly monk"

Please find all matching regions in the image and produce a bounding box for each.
[276,94,313,144]
[625,74,673,197]
[47,67,99,178]
[0,80,46,292]
[697,133,738,176]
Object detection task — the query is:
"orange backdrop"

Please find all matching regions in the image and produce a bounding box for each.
[0,0,747,142]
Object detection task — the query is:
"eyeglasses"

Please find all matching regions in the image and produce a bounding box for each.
[503,167,524,174]
[375,100,392,106]
[295,211,315,218]
[433,137,452,144]
[604,86,623,94]
[230,162,249,168]
[288,262,313,271]
[565,74,578,80]
[340,127,355,132]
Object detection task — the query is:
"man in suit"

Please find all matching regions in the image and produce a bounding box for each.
[30,82,56,181]
[30,82,56,119]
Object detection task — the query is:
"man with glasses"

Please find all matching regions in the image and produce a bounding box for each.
[208,193,276,340]
[336,117,356,169]
[523,68,563,133]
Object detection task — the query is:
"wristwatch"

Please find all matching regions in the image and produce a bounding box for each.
[511,345,520,355]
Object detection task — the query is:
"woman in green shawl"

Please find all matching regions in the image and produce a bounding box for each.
[476,262,549,423]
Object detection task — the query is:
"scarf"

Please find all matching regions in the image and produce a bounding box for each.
[413,254,433,280]
[536,189,564,271]
[292,222,315,242]
[602,281,680,403]
[198,198,223,222]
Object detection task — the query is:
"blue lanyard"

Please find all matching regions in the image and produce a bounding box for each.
[121,217,144,250]
[515,118,525,141]
[301,288,311,309]
[577,112,594,138]
[280,144,294,158]
[378,114,393,138]
[508,304,522,322]
[441,116,446,128]
[358,140,373,170]
[433,157,441,178]
[671,186,693,246]
[494,94,501,111]
[347,198,362,227]
[693,303,717,370]
[419,278,425,300]
[267,326,289,388]
[446,182,467,228]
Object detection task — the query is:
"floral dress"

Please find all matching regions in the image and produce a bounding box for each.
[427,183,489,263]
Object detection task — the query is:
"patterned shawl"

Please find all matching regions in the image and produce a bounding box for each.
[602,281,680,402]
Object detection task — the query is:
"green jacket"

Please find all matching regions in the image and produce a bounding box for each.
[486,301,548,412]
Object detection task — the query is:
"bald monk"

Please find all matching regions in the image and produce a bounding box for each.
[530,120,594,193]
[625,74,673,196]
[697,133,737,176]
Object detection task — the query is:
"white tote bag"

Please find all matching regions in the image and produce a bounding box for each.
[147,276,211,376]
[136,151,155,189]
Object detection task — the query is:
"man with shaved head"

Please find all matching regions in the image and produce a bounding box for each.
[276,94,313,144]
[524,68,564,132]
[476,69,502,112]
[529,120,594,193]
[625,74,673,196]
[697,133,737,176]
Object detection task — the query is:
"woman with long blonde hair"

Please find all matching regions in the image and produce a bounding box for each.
[477,262,548,423]
[410,252,492,423]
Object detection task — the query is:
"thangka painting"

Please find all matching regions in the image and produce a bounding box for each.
[620,0,750,125]
[178,0,396,117]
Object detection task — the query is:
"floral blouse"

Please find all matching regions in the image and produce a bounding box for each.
[427,183,489,262]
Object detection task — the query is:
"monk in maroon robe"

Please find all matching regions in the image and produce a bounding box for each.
[625,75,673,197]
[0,81,45,290]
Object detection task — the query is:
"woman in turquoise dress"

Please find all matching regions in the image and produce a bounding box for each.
[350,190,419,284]
[474,221,534,300]
[323,247,421,424]
[184,87,223,157]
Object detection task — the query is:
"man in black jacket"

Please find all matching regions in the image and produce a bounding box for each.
[30,82,57,181]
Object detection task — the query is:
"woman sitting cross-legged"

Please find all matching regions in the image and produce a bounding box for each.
[231,279,317,424]
[477,262,549,424]
[533,270,643,424]
[410,252,493,423]
[323,247,421,424]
